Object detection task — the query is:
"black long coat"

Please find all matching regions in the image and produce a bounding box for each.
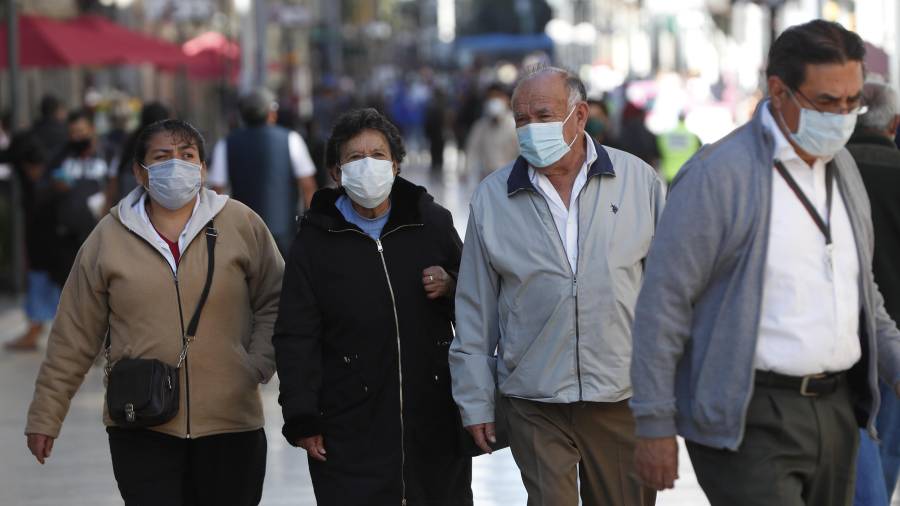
[273,177,472,506]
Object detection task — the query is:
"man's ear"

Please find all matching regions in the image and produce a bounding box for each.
[767,75,787,108]
[576,101,589,129]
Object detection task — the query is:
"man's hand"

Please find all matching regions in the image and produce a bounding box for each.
[295,435,327,462]
[465,422,496,454]
[422,266,454,300]
[26,433,55,465]
[634,436,679,491]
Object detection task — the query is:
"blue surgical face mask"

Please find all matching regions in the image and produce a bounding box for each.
[516,106,580,168]
[780,90,859,158]
[141,158,202,210]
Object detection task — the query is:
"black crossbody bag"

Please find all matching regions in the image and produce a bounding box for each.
[105,221,217,428]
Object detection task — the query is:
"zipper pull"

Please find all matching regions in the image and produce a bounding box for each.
[376,239,384,253]
[572,277,577,297]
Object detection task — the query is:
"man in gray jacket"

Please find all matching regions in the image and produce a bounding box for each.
[450,65,664,506]
[630,20,900,506]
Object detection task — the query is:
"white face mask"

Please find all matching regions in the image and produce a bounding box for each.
[780,90,859,158]
[141,158,202,210]
[485,98,508,118]
[516,106,579,168]
[340,157,395,209]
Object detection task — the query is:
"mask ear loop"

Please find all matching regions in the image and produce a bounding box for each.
[561,105,581,148]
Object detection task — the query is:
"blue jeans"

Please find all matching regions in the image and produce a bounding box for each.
[24,270,61,323]
[856,381,900,506]
[855,428,888,506]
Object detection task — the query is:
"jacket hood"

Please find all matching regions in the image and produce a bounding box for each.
[111,186,229,249]
[303,176,432,233]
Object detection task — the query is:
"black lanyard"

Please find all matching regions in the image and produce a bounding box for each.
[773,159,834,246]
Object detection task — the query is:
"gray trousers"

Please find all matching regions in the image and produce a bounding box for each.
[687,378,860,506]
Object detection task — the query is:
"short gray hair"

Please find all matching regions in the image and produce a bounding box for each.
[239,88,277,127]
[512,64,587,110]
[859,82,898,131]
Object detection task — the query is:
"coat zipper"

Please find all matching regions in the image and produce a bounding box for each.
[535,192,585,401]
[120,216,207,440]
[173,274,191,438]
[329,223,421,506]
[376,238,408,506]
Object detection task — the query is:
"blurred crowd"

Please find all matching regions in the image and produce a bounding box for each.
[0,63,711,351]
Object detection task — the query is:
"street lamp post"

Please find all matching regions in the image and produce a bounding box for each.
[7,0,20,130]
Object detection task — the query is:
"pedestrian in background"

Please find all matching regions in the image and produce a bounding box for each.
[106,101,172,203]
[847,81,900,506]
[425,87,449,174]
[617,101,660,169]
[464,83,519,181]
[210,88,317,256]
[630,21,900,506]
[47,110,109,287]
[585,97,617,148]
[5,138,57,351]
[29,95,67,163]
[25,119,284,505]
[657,112,701,183]
[450,65,663,506]
[274,108,471,506]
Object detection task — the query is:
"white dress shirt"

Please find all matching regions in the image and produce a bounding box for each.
[207,131,316,189]
[528,134,598,273]
[755,104,861,376]
[137,192,200,274]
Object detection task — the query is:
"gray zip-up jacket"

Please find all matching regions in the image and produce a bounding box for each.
[630,103,900,450]
[450,139,666,426]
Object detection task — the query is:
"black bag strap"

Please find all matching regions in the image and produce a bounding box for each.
[186,220,217,338]
[175,220,217,368]
[104,220,217,373]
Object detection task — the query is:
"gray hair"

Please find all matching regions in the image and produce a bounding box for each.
[239,88,277,127]
[859,82,898,131]
[512,64,587,110]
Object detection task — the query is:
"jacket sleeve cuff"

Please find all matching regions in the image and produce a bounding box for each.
[634,414,678,439]
[25,420,61,439]
[460,405,495,427]
[282,418,321,446]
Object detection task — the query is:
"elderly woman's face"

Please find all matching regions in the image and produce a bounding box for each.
[331,129,398,183]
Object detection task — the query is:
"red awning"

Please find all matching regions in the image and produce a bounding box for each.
[67,15,187,67]
[179,32,241,81]
[0,15,122,68]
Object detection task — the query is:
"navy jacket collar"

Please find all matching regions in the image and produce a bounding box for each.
[507,137,615,197]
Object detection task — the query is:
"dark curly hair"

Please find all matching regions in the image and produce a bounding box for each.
[324,108,406,169]
[766,20,865,90]
[134,119,207,165]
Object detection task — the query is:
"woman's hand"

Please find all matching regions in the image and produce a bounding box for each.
[295,435,327,462]
[26,433,55,465]
[422,266,454,300]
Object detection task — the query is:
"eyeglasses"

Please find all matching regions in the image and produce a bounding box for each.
[790,88,868,116]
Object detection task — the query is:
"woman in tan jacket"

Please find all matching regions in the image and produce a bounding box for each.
[24,119,285,505]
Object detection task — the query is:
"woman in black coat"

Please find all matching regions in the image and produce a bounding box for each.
[273,108,472,506]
